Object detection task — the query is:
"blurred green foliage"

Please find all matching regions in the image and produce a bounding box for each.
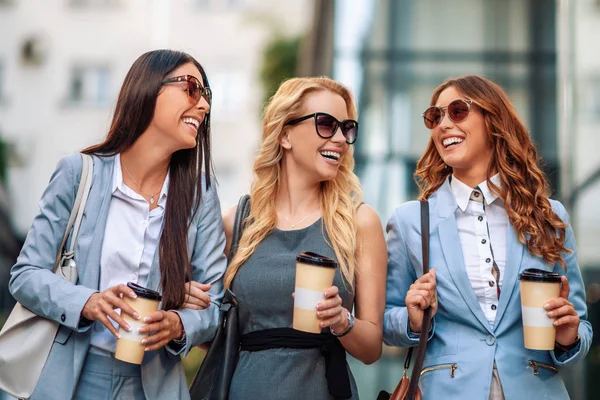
[260,35,301,106]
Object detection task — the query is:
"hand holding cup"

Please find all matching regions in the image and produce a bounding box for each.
[543,276,580,347]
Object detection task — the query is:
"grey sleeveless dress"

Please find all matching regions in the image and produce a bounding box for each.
[229,219,359,400]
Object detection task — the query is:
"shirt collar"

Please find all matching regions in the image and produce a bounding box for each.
[113,153,169,207]
[450,173,501,212]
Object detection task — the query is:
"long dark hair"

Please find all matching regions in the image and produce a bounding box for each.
[83,50,213,310]
[415,75,570,267]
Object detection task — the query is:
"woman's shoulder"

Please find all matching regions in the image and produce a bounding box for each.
[388,200,422,223]
[548,198,570,223]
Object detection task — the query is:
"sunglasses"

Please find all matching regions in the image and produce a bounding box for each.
[422,98,473,129]
[285,112,358,144]
[162,74,212,106]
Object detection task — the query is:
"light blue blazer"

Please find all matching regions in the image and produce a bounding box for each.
[9,154,228,400]
[383,178,592,400]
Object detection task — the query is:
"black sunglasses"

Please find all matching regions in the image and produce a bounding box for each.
[285,112,358,144]
[162,74,212,106]
[422,98,473,129]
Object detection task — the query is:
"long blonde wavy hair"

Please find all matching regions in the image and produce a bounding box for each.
[224,77,363,288]
[415,75,570,267]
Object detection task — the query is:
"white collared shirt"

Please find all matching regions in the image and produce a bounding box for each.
[451,174,508,326]
[90,153,169,355]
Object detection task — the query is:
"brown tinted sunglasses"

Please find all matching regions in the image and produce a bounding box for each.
[162,74,212,106]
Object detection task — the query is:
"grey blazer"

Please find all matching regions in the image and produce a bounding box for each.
[9,154,228,400]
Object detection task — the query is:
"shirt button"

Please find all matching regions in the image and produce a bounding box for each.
[474,191,480,198]
[478,216,483,222]
[491,304,497,311]
[61,314,66,322]
[481,239,487,244]
[489,281,495,287]
[486,335,496,346]
[486,258,491,263]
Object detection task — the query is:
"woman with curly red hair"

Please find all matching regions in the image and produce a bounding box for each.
[383,75,591,399]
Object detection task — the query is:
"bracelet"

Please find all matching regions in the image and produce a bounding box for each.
[555,334,580,352]
[330,309,354,337]
[172,330,187,346]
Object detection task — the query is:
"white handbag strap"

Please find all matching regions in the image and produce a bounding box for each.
[53,154,94,272]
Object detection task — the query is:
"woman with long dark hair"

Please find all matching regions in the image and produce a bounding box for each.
[383,75,591,399]
[9,50,227,400]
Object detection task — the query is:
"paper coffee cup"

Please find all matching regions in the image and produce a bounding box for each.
[115,282,162,364]
[519,269,561,350]
[293,251,337,333]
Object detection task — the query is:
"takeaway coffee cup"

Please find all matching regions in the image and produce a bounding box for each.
[115,282,162,364]
[293,251,337,333]
[519,268,562,350]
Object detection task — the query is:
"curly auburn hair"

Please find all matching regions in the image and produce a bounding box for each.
[415,75,570,267]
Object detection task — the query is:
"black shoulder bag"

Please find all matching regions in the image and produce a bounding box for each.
[189,194,251,400]
[378,200,431,400]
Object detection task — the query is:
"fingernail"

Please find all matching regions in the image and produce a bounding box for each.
[143,316,151,322]
[144,348,149,352]
[134,312,140,320]
[319,322,324,327]
[554,321,558,326]
[324,291,329,297]
[547,312,553,317]
[138,328,144,333]
[544,303,550,309]
[117,333,121,339]
[317,312,322,317]
[126,324,131,332]
[141,339,147,344]
[131,292,138,298]
[316,304,321,311]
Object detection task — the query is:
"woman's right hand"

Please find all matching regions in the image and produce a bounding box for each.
[81,284,140,337]
[183,281,212,310]
[406,268,438,333]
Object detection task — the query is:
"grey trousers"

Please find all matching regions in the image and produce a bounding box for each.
[489,362,505,400]
[74,352,145,400]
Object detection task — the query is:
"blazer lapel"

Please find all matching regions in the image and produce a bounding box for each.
[493,224,524,327]
[438,215,493,334]
[74,155,115,374]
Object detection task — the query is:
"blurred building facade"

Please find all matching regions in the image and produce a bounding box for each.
[321,0,600,398]
[0,0,312,235]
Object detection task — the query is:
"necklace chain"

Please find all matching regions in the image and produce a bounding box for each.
[121,161,163,205]
[284,210,317,228]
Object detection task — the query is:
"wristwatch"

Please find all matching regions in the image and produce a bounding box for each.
[330,309,354,337]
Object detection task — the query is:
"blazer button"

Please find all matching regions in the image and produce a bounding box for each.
[61,314,66,322]
[486,335,496,346]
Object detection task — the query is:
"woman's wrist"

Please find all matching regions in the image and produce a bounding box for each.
[330,308,354,337]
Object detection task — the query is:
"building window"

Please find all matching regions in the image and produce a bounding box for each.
[67,65,111,106]
[208,70,249,119]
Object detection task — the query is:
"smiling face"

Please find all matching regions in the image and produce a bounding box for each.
[281,90,351,183]
[149,62,210,152]
[431,86,493,184]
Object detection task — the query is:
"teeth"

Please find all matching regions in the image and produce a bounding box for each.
[183,117,200,130]
[443,137,464,147]
[320,151,341,161]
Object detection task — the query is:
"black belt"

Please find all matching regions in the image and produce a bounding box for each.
[240,327,352,399]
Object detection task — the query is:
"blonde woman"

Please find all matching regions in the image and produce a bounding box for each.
[220,77,387,399]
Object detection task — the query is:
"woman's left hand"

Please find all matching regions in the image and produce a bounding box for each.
[544,276,580,347]
[139,310,184,351]
[316,286,348,332]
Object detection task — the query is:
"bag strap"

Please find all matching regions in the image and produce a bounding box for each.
[53,154,93,273]
[405,200,431,400]
[228,194,251,262]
